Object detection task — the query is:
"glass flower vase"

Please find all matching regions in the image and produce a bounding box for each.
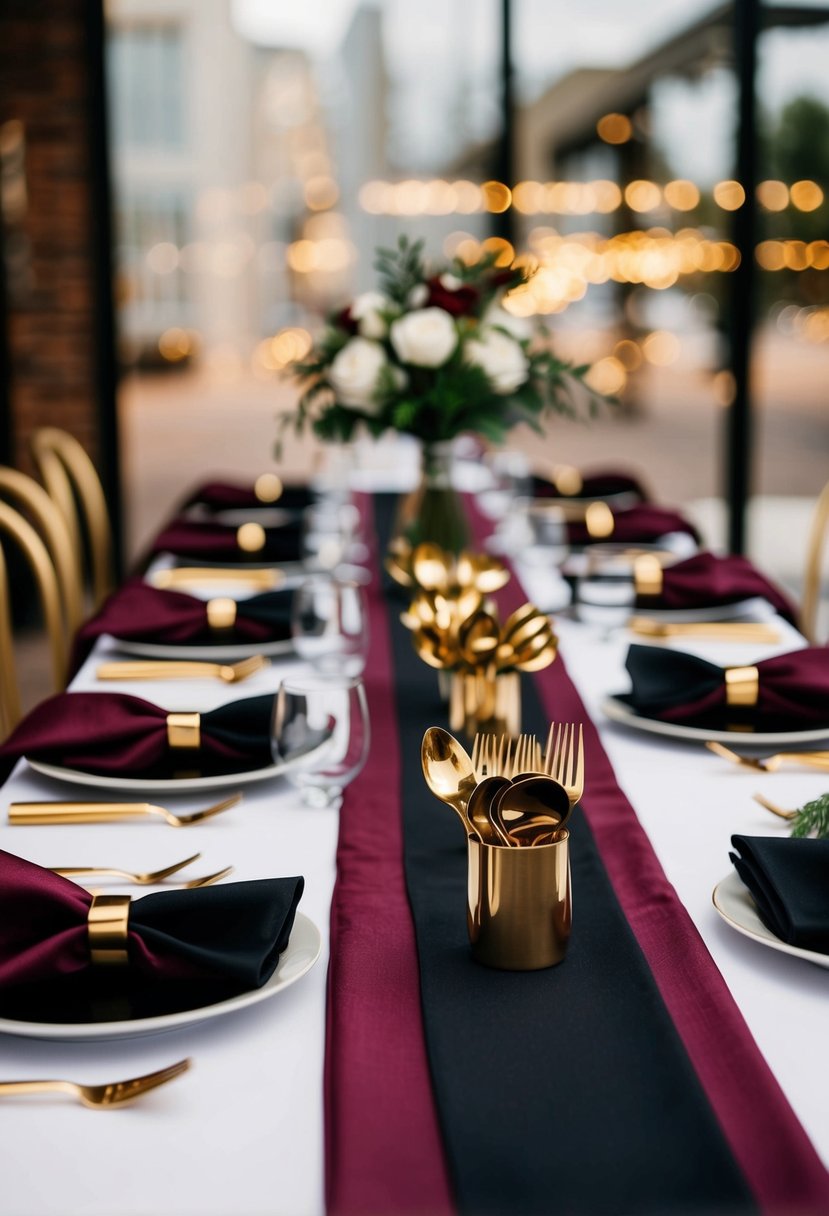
[394,441,470,555]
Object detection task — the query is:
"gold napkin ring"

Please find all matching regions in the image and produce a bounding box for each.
[207,597,237,630]
[725,665,759,707]
[88,894,130,966]
[254,473,282,503]
[167,712,201,748]
[633,555,663,598]
[237,522,266,553]
[585,501,614,539]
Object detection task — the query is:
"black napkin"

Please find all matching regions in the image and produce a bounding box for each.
[730,835,829,953]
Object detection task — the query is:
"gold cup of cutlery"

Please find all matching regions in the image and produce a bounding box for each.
[449,670,521,741]
[467,830,571,970]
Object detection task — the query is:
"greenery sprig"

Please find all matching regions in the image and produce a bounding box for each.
[789,792,829,839]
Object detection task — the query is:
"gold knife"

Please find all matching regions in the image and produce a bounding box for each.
[95,656,268,682]
[629,617,781,642]
[153,567,283,591]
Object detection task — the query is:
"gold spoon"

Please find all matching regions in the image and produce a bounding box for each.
[411,543,451,592]
[456,551,509,593]
[467,775,512,846]
[421,727,479,836]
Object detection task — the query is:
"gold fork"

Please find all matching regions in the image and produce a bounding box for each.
[0,1059,191,1109]
[752,793,797,820]
[544,722,585,807]
[506,734,543,777]
[9,793,243,828]
[96,656,268,684]
[706,741,829,773]
[50,853,233,887]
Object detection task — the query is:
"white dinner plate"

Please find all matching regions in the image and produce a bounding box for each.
[0,913,322,1041]
[27,756,293,794]
[712,872,829,970]
[601,694,829,746]
[111,637,294,661]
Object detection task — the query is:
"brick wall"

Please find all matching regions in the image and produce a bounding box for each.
[0,0,103,475]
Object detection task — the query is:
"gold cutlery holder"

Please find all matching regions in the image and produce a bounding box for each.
[449,671,521,740]
[467,830,571,970]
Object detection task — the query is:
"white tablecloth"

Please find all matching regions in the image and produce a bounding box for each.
[1,574,828,1214]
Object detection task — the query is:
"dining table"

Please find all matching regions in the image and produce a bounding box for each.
[1,477,829,1216]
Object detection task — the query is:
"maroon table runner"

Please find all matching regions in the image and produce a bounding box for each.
[323,491,829,1215]
[325,495,453,1215]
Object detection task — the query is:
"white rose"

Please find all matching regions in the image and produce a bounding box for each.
[484,302,533,343]
[465,328,530,394]
[328,338,387,412]
[407,283,429,308]
[390,307,458,368]
[350,291,394,339]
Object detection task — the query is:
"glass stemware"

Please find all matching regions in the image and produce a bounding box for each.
[291,576,369,676]
[301,502,363,571]
[271,675,370,809]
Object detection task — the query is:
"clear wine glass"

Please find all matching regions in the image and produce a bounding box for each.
[301,502,362,571]
[271,675,370,809]
[291,576,369,676]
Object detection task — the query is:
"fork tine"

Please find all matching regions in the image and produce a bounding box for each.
[471,733,482,779]
[173,792,243,827]
[564,723,575,789]
[544,722,555,776]
[119,1058,192,1101]
[183,865,234,888]
[573,724,585,799]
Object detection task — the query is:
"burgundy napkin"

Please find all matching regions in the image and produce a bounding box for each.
[0,849,304,991]
[567,503,700,546]
[635,551,799,625]
[151,518,303,562]
[184,479,314,513]
[532,469,649,502]
[622,644,829,729]
[70,578,293,673]
[0,691,275,781]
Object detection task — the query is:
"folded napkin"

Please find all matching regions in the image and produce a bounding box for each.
[70,578,293,673]
[0,691,275,781]
[184,478,314,513]
[567,504,700,547]
[622,644,829,730]
[730,835,829,953]
[0,848,304,991]
[151,518,303,562]
[635,551,798,625]
[532,469,649,502]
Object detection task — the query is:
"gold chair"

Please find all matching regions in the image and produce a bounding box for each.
[0,467,84,636]
[0,501,66,738]
[802,480,829,644]
[30,426,114,607]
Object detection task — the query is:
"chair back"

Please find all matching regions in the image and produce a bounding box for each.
[802,480,829,644]
[30,427,114,607]
[0,467,84,634]
[0,501,66,737]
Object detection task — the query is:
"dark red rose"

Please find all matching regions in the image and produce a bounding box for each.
[426,275,479,317]
[334,305,358,335]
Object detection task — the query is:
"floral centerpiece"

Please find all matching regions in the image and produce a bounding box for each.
[280,238,596,551]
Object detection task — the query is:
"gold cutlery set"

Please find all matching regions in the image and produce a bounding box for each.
[389,543,558,732]
[422,722,584,971]
[422,723,583,849]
